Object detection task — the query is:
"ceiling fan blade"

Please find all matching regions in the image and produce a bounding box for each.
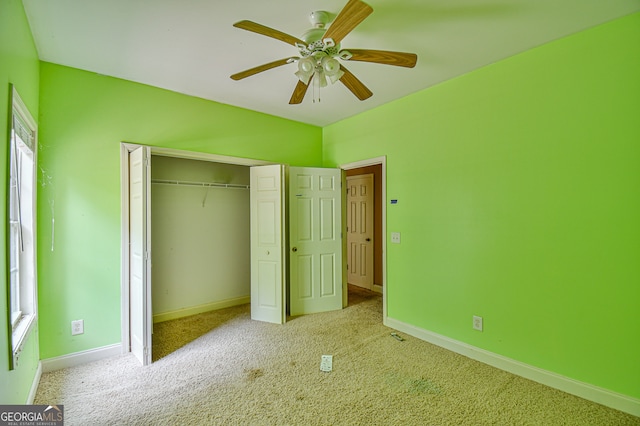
[345,49,417,68]
[289,79,310,104]
[322,0,373,45]
[233,20,305,46]
[339,65,372,101]
[231,57,296,81]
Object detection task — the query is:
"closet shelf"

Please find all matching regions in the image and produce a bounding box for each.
[151,179,249,190]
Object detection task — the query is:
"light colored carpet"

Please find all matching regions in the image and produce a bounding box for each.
[35,287,639,425]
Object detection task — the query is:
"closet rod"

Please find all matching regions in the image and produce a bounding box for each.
[151,179,249,190]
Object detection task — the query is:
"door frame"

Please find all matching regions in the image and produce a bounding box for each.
[339,156,387,322]
[120,143,270,354]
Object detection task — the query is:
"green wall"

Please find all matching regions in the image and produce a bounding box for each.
[0,0,41,404]
[36,63,322,359]
[324,13,640,399]
[4,0,638,407]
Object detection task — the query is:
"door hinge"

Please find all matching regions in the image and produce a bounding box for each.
[144,251,150,261]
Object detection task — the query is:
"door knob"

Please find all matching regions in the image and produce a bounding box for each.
[292,247,298,252]
[366,238,371,242]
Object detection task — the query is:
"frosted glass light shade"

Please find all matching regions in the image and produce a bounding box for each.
[321,56,340,76]
[298,57,315,74]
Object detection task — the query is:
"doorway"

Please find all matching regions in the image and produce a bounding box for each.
[150,155,251,323]
[341,157,386,316]
[150,155,252,360]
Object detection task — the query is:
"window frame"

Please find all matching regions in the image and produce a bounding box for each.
[6,86,38,369]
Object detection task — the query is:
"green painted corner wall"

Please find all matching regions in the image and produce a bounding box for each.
[36,62,322,360]
[323,12,640,399]
[0,0,41,404]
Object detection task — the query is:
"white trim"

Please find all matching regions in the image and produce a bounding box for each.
[120,144,131,354]
[11,87,37,131]
[9,86,39,368]
[151,146,271,166]
[27,362,42,404]
[339,156,387,320]
[372,284,383,294]
[153,296,250,323]
[386,317,640,417]
[41,344,122,373]
[340,156,386,170]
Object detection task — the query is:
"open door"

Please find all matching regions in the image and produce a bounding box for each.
[347,174,374,290]
[129,146,152,365]
[250,165,286,324]
[289,167,343,316]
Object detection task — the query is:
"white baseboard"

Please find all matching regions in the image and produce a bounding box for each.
[27,361,42,404]
[41,344,122,373]
[385,317,640,417]
[372,284,383,294]
[153,296,250,323]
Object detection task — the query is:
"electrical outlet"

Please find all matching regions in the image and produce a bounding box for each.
[71,319,84,336]
[473,316,483,331]
[391,232,401,244]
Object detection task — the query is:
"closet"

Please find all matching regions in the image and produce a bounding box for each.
[150,155,251,323]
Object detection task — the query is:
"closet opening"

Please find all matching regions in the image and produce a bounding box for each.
[150,155,252,361]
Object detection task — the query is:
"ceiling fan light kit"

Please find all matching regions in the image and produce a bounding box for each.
[230,0,417,104]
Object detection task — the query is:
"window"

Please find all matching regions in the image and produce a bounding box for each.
[7,87,37,368]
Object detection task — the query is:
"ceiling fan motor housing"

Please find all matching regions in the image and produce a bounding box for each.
[301,10,334,47]
[309,11,331,28]
[298,11,342,63]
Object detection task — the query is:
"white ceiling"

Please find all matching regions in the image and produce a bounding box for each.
[22,0,640,127]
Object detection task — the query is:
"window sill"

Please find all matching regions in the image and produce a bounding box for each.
[12,313,36,357]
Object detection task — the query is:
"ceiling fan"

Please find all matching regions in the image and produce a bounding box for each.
[230,0,418,104]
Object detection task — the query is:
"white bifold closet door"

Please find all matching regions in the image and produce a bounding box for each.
[249,165,344,323]
[250,165,286,324]
[129,146,152,365]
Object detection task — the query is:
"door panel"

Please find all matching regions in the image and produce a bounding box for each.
[129,146,152,365]
[290,167,342,315]
[321,254,337,296]
[347,174,374,289]
[250,165,285,324]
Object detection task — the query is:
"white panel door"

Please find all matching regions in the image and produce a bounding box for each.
[347,174,374,289]
[289,167,343,316]
[250,165,286,324]
[129,146,152,365]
